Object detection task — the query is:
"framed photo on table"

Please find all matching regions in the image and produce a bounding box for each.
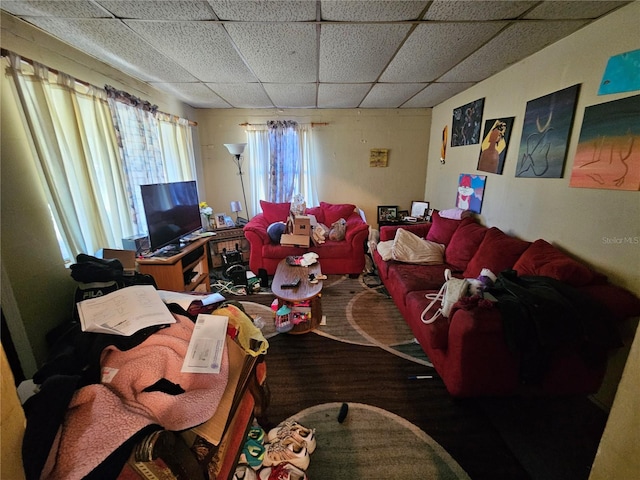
[410,201,430,219]
[377,205,398,223]
[215,213,227,229]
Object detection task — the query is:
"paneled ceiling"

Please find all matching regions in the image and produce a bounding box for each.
[1,0,631,109]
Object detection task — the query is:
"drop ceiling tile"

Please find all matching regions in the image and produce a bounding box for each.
[264,84,317,108]
[207,83,274,108]
[151,82,231,108]
[381,22,506,82]
[225,23,317,83]
[401,82,475,108]
[98,0,216,20]
[320,24,411,82]
[1,0,108,17]
[360,83,426,108]
[524,1,630,20]
[318,84,372,108]
[207,0,316,21]
[321,0,428,21]
[25,17,197,83]
[126,20,256,82]
[424,0,537,21]
[439,20,587,82]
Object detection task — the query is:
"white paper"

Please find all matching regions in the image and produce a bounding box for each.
[181,314,229,374]
[77,285,176,336]
[158,290,225,310]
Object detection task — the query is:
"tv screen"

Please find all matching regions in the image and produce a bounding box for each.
[140,180,201,252]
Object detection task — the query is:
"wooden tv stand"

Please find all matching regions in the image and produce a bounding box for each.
[136,237,211,292]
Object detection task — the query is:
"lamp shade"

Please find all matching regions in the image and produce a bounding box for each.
[230,201,242,213]
[224,143,247,155]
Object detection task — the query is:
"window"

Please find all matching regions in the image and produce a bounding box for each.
[6,52,196,261]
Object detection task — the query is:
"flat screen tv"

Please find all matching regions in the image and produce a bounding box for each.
[140,180,201,252]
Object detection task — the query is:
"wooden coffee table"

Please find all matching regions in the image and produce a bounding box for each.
[271,258,323,334]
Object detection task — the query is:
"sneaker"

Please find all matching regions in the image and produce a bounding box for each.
[267,421,316,454]
[262,437,309,471]
[234,463,258,480]
[258,462,308,480]
[242,438,265,469]
[248,425,266,444]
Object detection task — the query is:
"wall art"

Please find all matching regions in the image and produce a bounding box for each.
[369,149,388,167]
[569,94,640,191]
[451,98,485,147]
[598,49,640,96]
[455,174,486,214]
[515,84,580,178]
[477,117,515,174]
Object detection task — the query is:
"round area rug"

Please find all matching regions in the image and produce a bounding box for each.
[239,274,432,367]
[282,403,470,480]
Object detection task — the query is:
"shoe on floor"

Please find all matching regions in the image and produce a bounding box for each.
[261,437,309,471]
[234,463,258,480]
[267,421,317,454]
[258,462,308,480]
[248,424,266,444]
[242,438,265,469]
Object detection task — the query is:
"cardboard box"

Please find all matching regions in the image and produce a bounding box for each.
[293,215,311,236]
[280,233,310,247]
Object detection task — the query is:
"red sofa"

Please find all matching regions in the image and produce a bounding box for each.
[244,201,370,276]
[373,212,640,397]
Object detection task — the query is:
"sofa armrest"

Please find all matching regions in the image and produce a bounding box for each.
[380,223,431,242]
[344,216,369,244]
[243,214,271,245]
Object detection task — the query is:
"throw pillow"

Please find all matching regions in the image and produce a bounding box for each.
[444,218,488,271]
[305,206,325,224]
[426,211,462,245]
[320,202,356,226]
[260,200,291,224]
[267,222,287,243]
[513,239,596,286]
[464,227,531,278]
[392,228,445,265]
[377,240,394,261]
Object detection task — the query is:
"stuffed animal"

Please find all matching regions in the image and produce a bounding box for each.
[467,268,497,296]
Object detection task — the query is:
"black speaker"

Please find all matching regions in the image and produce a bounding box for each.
[227,264,247,286]
[258,268,269,287]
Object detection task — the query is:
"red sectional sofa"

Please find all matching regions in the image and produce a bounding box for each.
[244,201,370,276]
[373,212,640,397]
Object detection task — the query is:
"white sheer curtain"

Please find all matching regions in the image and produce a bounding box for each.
[7,53,130,258]
[245,121,319,215]
[6,53,198,260]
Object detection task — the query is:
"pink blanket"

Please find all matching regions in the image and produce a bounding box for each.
[41,314,229,480]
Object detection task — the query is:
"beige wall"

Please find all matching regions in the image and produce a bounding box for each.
[0,13,200,372]
[426,2,640,297]
[425,1,640,409]
[195,109,431,226]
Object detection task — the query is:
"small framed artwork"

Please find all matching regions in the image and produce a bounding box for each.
[398,210,409,220]
[370,149,389,167]
[410,201,430,218]
[224,215,236,227]
[215,213,227,229]
[377,205,398,223]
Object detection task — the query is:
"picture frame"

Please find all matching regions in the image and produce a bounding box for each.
[410,201,430,218]
[215,213,227,229]
[377,205,398,223]
[398,210,409,220]
[224,215,236,227]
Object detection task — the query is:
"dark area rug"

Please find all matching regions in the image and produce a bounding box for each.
[225,273,607,479]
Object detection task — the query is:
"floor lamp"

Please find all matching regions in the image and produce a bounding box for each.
[224,143,249,224]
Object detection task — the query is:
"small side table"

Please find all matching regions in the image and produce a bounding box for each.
[271,259,323,334]
[207,227,250,277]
